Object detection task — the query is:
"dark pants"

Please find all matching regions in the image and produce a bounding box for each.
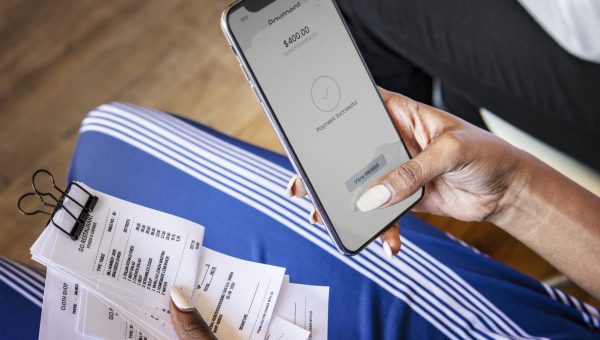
[338,0,600,171]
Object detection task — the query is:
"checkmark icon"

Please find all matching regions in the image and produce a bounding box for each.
[311,76,340,112]
[322,86,329,100]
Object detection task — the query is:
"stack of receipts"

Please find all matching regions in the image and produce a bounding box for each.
[30,183,329,340]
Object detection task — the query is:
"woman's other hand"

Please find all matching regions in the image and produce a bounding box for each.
[170,287,217,340]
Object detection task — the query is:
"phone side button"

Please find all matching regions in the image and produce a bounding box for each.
[240,63,252,83]
[259,100,269,115]
[251,85,262,102]
[237,64,251,84]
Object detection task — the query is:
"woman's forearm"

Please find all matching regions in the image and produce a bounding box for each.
[492,153,600,299]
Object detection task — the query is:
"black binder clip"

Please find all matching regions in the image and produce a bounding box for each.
[17,169,98,240]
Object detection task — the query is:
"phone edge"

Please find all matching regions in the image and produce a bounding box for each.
[220,0,424,256]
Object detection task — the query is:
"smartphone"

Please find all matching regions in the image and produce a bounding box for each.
[221,0,423,255]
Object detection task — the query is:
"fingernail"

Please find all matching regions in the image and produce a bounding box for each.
[356,185,392,212]
[309,208,318,224]
[382,240,394,260]
[285,175,298,197]
[171,286,195,312]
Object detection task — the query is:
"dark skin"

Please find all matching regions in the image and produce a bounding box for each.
[170,88,600,338]
[293,88,600,299]
[169,299,217,340]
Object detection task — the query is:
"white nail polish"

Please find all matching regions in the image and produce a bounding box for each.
[356,185,392,212]
[382,240,394,260]
[171,286,195,311]
[309,208,318,224]
[285,175,298,197]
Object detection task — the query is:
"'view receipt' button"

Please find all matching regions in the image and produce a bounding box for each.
[345,154,388,193]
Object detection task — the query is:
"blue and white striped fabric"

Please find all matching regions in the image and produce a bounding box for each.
[0,257,45,307]
[2,102,598,339]
[0,257,45,339]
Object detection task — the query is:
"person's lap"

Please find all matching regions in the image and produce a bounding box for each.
[0,258,45,340]
[337,0,600,170]
[1,103,598,338]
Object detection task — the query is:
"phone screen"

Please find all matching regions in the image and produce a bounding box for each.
[227,0,421,253]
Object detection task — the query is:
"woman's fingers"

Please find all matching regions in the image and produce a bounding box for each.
[380,222,401,260]
[170,287,217,340]
[285,175,308,198]
[378,87,402,103]
[308,207,323,225]
[286,175,324,224]
[285,175,401,257]
[356,133,461,212]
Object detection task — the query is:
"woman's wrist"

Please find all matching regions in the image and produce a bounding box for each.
[487,149,600,298]
[486,147,600,244]
[486,150,540,236]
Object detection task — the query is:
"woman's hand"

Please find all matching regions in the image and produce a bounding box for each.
[287,88,528,258]
[170,287,217,340]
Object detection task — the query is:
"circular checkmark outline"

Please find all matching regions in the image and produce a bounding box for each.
[310,75,341,112]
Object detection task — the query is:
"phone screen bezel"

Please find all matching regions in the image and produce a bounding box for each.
[222,0,423,255]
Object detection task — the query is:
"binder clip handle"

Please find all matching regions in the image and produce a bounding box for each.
[18,169,62,216]
[31,169,63,203]
[17,192,53,216]
[17,169,98,241]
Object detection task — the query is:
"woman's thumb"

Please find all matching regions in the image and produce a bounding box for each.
[170,287,217,340]
[356,134,460,212]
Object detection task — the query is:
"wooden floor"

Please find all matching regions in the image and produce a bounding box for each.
[1,0,597,307]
